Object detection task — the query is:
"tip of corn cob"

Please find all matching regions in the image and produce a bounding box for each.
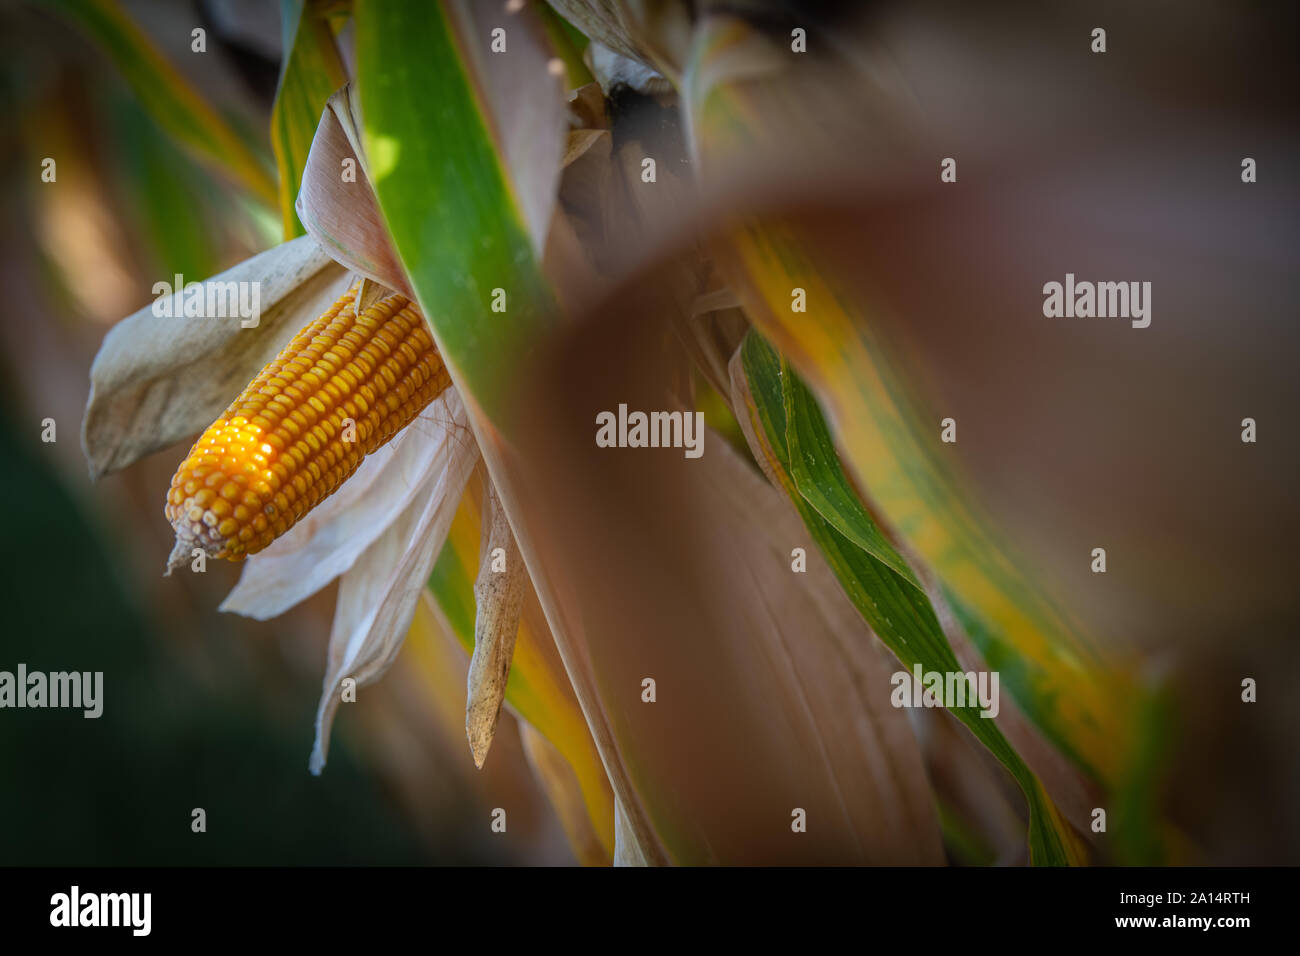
[163,287,450,573]
[164,539,191,576]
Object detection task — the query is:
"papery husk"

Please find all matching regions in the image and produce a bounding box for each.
[221,392,468,621]
[465,475,528,768]
[310,389,479,774]
[585,42,673,97]
[81,235,350,480]
[354,276,395,315]
[296,85,412,297]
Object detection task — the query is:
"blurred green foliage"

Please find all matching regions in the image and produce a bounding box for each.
[0,413,469,864]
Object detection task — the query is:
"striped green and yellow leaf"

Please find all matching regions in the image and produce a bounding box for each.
[47,0,278,208]
[734,330,1084,866]
[271,0,347,238]
[356,0,564,415]
[687,15,1134,790]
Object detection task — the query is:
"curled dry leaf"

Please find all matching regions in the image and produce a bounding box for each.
[220,392,469,620]
[567,82,609,130]
[81,235,350,480]
[563,128,608,168]
[296,85,412,298]
[466,476,528,769]
[310,389,479,774]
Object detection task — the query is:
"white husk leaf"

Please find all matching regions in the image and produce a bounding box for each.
[220,390,467,620]
[296,85,413,298]
[545,0,693,81]
[81,236,350,479]
[309,393,479,774]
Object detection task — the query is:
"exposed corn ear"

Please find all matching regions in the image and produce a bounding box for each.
[165,287,449,571]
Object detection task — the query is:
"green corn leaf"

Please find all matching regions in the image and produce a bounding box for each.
[717,216,1129,790]
[355,0,563,417]
[736,329,1083,866]
[936,800,998,867]
[106,90,221,282]
[783,369,922,590]
[355,3,944,864]
[353,3,610,855]
[686,13,1133,791]
[271,0,347,239]
[46,0,278,209]
[537,0,593,89]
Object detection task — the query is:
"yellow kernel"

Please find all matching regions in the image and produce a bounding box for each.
[166,287,450,563]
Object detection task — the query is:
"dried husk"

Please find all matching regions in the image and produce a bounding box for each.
[296,85,412,297]
[81,235,350,480]
[465,476,528,768]
[221,391,469,620]
[309,389,479,774]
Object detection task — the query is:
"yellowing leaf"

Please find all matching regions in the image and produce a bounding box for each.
[272,0,348,238]
[685,14,1132,789]
[428,472,615,862]
[717,219,1130,787]
[356,0,564,412]
[733,331,1084,866]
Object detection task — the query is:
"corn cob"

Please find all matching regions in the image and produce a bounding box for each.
[165,287,449,571]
